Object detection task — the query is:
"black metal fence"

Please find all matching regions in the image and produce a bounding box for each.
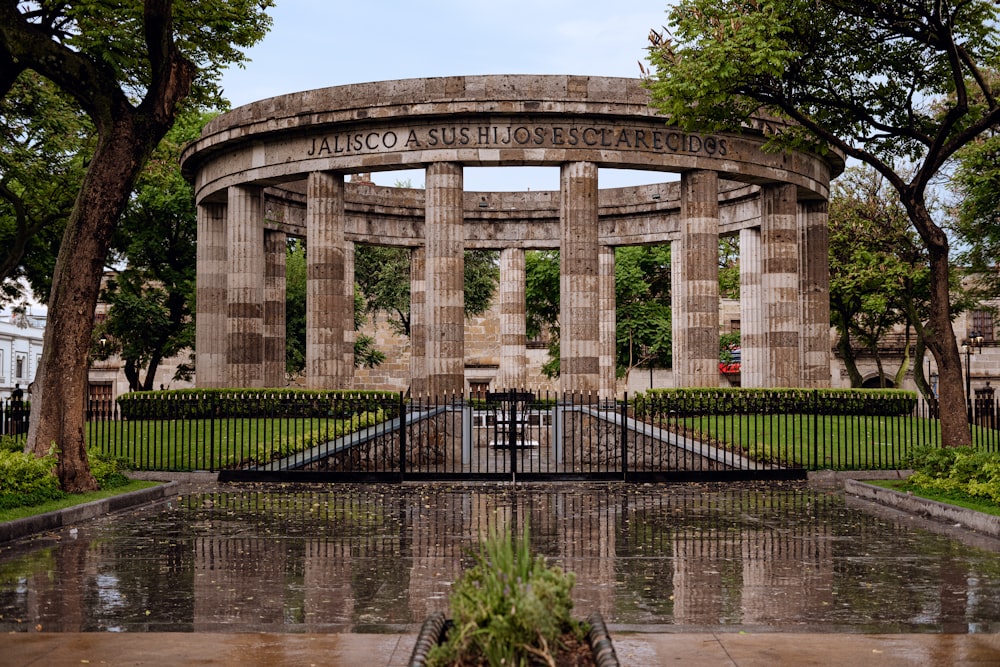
[0,399,28,437]
[6,391,1000,482]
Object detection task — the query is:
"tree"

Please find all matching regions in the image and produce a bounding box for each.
[645,0,1000,445]
[0,1,273,491]
[94,108,212,391]
[285,239,386,376]
[524,246,674,380]
[0,71,90,304]
[354,244,500,336]
[829,167,926,390]
[953,132,1000,296]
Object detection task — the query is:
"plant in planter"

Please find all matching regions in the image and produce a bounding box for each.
[413,521,618,667]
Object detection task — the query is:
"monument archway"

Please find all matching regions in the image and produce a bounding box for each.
[181,75,843,398]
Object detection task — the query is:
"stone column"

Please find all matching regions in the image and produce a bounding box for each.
[410,246,427,396]
[800,200,831,387]
[306,171,353,389]
[670,241,685,386]
[227,185,264,387]
[559,161,600,396]
[196,202,227,388]
[740,227,766,388]
[263,229,286,388]
[599,245,616,399]
[424,162,465,397]
[762,183,801,387]
[496,248,526,390]
[673,170,720,388]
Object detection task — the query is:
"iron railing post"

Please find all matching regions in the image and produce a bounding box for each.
[620,394,628,481]
[398,391,406,481]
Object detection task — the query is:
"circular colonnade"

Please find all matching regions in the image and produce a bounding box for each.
[181,75,844,397]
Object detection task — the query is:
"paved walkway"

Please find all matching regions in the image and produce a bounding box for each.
[5,631,1000,666]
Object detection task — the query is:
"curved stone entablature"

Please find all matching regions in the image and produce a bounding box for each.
[258,179,761,248]
[181,75,842,205]
[184,75,840,398]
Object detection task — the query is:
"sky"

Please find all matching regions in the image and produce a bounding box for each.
[217,0,679,191]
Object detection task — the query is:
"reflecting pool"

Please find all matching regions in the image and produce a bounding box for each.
[2,481,999,633]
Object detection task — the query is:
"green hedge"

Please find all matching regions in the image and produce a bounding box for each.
[633,388,918,417]
[116,388,400,420]
[0,447,133,510]
[907,446,1000,505]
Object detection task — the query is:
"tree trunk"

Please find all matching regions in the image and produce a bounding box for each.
[26,120,152,491]
[836,328,864,387]
[920,231,971,447]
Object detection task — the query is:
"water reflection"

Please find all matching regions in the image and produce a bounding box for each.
[1,482,999,633]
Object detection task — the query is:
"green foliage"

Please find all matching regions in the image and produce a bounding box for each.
[354,244,499,338]
[907,447,1000,505]
[0,72,91,304]
[97,108,213,390]
[285,238,307,374]
[635,387,917,417]
[428,522,584,667]
[0,447,64,509]
[615,245,672,375]
[954,133,1000,299]
[0,434,23,453]
[116,388,398,420]
[88,451,132,490]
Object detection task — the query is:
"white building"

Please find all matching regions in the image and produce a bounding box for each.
[0,310,44,400]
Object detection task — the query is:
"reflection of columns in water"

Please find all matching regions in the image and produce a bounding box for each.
[306,171,354,389]
[740,227,765,388]
[762,183,801,387]
[599,246,616,398]
[560,161,600,395]
[410,246,427,395]
[740,523,834,624]
[671,535,731,625]
[227,185,264,387]
[193,537,286,630]
[799,201,831,387]
[303,540,355,625]
[407,491,470,620]
[425,163,465,396]
[497,248,526,390]
[674,170,720,388]
[196,202,227,388]
[264,229,286,388]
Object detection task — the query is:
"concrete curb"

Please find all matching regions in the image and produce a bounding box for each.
[845,479,1000,539]
[0,481,176,544]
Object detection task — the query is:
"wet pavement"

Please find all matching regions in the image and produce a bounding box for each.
[2,479,1000,664]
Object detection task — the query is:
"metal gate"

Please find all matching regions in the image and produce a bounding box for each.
[218,391,802,483]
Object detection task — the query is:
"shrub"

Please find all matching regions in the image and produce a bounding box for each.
[89,450,132,489]
[0,434,24,453]
[427,522,585,667]
[634,387,917,417]
[0,446,64,510]
[908,446,1000,505]
[116,388,399,420]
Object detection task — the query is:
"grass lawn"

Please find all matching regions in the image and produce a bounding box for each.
[676,413,999,470]
[866,479,1000,517]
[86,413,383,471]
[0,480,162,523]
